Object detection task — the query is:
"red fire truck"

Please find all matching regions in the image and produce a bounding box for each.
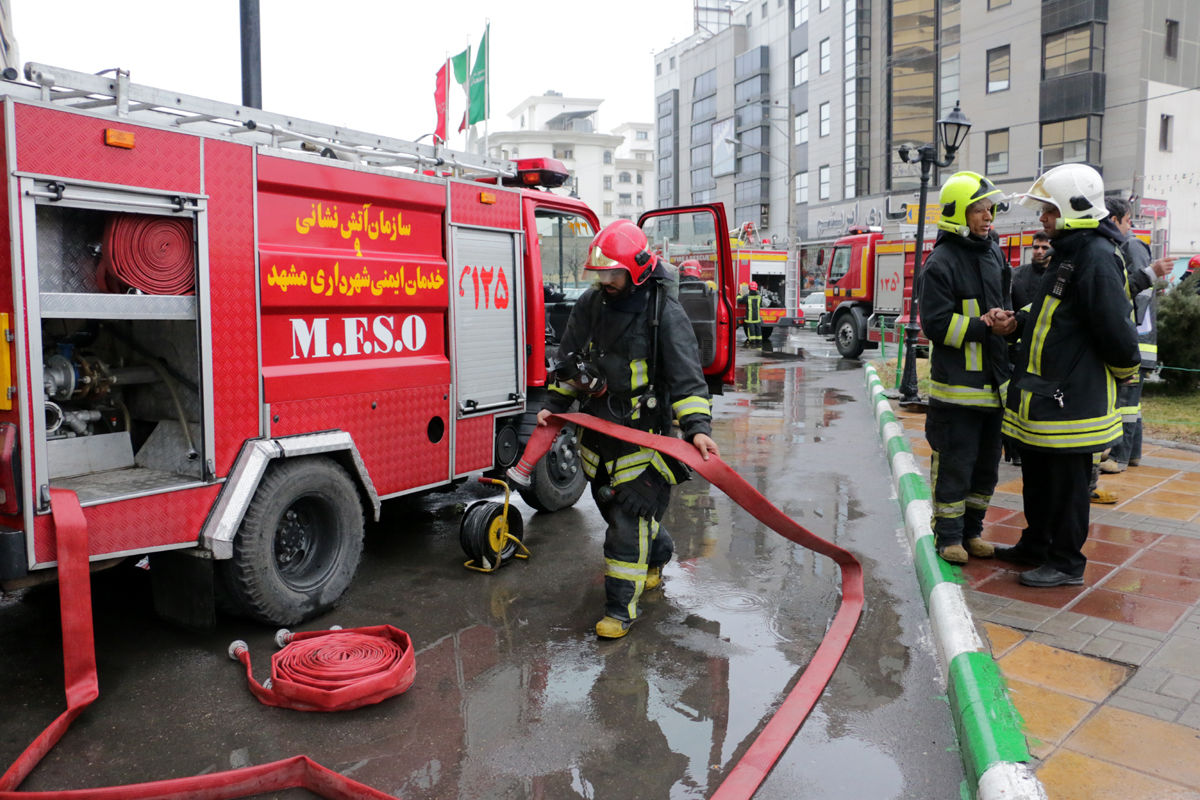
[813,226,1058,358]
[0,64,738,627]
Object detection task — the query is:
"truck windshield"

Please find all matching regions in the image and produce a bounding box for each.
[828,246,851,284]
[536,210,595,299]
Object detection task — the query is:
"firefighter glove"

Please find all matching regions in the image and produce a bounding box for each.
[614,468,670,520]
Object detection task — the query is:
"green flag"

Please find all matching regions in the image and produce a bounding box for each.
[451,47,470,86]
[467,25,488,126]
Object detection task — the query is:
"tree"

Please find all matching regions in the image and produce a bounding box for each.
[1155,275,1200,391]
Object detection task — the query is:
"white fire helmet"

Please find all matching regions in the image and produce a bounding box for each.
[1016,163,1108,230]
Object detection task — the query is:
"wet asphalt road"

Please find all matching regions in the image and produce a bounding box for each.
[0,326,964,799]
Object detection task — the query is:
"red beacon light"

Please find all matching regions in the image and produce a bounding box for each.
[504,157,570,189]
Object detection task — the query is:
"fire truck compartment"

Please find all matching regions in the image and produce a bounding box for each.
[31,203,207,505]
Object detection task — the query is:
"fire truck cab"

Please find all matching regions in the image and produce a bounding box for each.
[0,64,737,627]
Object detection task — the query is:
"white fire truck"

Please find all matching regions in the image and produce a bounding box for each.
[0,64,737,626]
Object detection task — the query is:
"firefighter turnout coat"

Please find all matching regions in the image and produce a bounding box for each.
[919,231,1013,409]
[1002,222,1140,453]
[544,276,713,487]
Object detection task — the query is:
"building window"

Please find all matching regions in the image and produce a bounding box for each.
[819,38,831,73]
[694,69,717,98]
[818,165,830,200]
[794,0,808,26]
[986,129,1009,175]
[986,46,1010,93]
[1160,114,1173,151]
[761,2,768,17]
[819,0,829,11]
[618,193,632,204]
[603,176,613,190]
[618,171,632,183]
[795,172,809,204]
[637,192,644,206]
[1165,19,1179,58]
[554,148,574,160]
[603,202,613,215]
[637,172,644,183]
[793,51,809,86]
[603,151,613,165]
[795,110,809,144]
[819,102,831,137]
[636,130,649,140]
[1043,24,1102,80]
[656,62,662,76]
[669,56,676,69]
[745,13,752,26]
[1040,116,1099,166]
[988,0,1010,7]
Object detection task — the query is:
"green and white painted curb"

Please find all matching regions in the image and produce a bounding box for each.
[864,364,1047,800]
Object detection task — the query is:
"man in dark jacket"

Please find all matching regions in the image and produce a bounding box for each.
[998,164,1140,587]
[1100,197,1172,473]
[1011,231,1052,312]
[1004,231,1053,467]
[918,171,1016,565]
[537,220,718,639]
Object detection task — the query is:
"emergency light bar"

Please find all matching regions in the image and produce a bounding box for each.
[503,158,570,189]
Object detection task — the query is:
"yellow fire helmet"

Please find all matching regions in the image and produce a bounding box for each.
[937,171,1004,237]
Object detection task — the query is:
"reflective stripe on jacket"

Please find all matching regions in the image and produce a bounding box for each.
[919,231,1012,409]
[1002,224,1140,453]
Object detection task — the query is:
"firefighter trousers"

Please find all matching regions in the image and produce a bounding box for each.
[595,488,674,623]
[1108,370,1146,466]
[1016,448,1092,577]
[925,404,1003,548]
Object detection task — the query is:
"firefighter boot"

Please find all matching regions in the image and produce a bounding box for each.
[645,563,665,591]
[938,544,969,565]
[965,538,995,558]
[596,616,634,639]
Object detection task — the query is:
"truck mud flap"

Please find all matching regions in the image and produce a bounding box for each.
[517,413,865,799]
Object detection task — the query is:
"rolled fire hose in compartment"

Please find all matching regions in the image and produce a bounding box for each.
[97,214,196,295]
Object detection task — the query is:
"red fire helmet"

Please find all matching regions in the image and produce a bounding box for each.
[679,259,702,278]
[749,280,759,291]
[584,220,658,286]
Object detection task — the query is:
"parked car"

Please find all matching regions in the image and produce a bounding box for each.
[800,290,827,327]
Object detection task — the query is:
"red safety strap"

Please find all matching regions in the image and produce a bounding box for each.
[0,489,397,800]
[97,215,195,295]
[521,414,865,799]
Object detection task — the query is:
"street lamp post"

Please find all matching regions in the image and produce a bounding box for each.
[895,102,972,405]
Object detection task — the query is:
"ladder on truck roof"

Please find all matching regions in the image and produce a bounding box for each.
[16,62,515,177]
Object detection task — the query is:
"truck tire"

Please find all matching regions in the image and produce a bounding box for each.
[518,425,587,513]
[834,309,866,359]
[219,456,364,626]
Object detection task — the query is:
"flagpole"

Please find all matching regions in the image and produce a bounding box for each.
[483,20,490,159]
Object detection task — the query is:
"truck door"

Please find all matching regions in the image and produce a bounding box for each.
[638,204,735,391]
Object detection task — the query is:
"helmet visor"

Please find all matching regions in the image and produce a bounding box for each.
[585,244,621,271]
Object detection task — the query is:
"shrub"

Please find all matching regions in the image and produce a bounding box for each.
[1156,274,1200,391]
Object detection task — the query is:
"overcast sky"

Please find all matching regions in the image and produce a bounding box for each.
[11,0,696,146]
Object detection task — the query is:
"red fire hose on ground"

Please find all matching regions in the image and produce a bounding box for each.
[0,489,401,800]
[97,214,195,295]
[3,414,862,799]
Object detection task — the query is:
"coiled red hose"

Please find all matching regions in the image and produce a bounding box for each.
[97,214,195,295]
[229,626,415,712]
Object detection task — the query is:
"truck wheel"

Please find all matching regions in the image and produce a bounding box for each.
[518,425,587,513]
[835,310,866,359]
[219,456,364,626]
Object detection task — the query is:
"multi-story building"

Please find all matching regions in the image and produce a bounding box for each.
[485,92,656,228]
[656,0,1200,262]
